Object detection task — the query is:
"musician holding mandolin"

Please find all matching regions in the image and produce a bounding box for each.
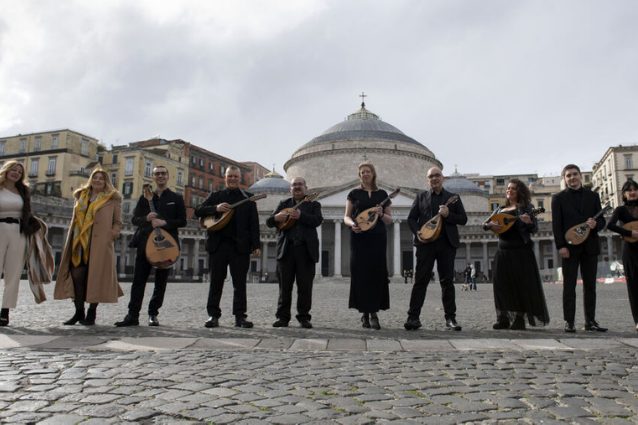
[551,164,607,333]
[195,165,260,329]
[483,179,549,331]
[115,165,186,327]
[605,179,638,331]
[266,177,323,329]
[344,162,392,330]
[405,166,467,331]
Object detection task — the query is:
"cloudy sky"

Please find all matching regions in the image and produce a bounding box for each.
[1,0,637,177]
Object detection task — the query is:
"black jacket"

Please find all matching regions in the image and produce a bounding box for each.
[131,188,187,251]
[407,188,467,248]
[551,187,605,255]
[266,198,323,262]
[194,188,260,255]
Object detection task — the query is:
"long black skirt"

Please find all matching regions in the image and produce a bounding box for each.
[622,242,638,323]
[493,245,550,325]
[349,230,390,313]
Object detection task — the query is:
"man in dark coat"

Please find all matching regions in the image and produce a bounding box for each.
[552,164,607,333]
[405,166,467,331]
[266,177,322,328]
[115,165,186,327]
[195,165,261,328]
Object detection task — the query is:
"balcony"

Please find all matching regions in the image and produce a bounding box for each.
[28,172,38,178]
[45,170,56,177]
[69,170,91,178]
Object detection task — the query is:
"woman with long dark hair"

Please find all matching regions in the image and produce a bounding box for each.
[484,178,549,330]
[0,161,35,326]
[606,179,638,331]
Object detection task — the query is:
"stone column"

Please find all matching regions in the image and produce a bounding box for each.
[334,220,342,278]
[119,234,128,276]
[393,220,401,278]
[193,239,200,278]
[465,242,471,264]
[482,241,488,272]
[316,224,323,277]
[607,235,613,260]
[262,242,269,274]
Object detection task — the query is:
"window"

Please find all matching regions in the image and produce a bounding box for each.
[81,139,89,156]
[45,182,54,195]
[51,134,59,149]
[144,160,152,177]
[29,159,39,177]
[209,181,213,191]
[490,202,500,211]
[220,165,226,176]
[625,154,634,169]
[19,138,27,153]
[46,157,57,175]
[112,154,118,164]
[125,157,134,176]
[191,156,196,165]
[122,202,130,214]
[191,176,196,186]
[123,182,133,198]
[111,173,117,187]
[199,158,204,167]
[209,162,214,171]
[495,178,505,186]
[199,177,204,188]
[177,171,183,185]
[34,137,42,152]
[0,140,5,155]
[537,200,544,210]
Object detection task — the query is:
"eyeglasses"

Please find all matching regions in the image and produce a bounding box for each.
[427,173,442,179]
[153,171,168,176]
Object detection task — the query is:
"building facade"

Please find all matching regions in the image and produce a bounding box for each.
[592,145,638,208]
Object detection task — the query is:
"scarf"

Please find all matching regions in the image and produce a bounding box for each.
[71,189,115,267]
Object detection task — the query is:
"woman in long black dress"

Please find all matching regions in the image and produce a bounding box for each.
[343,162,392,330]
[606,179,638,331]
[484,178,549,330]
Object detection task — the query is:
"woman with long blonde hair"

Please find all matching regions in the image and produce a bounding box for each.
[0,161,37,326]
[54,168,123,325]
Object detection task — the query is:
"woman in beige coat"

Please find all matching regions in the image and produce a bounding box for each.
[55,169,123,325]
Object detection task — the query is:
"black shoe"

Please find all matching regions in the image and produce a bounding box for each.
[204,317,219,328]
[510,315,526,330]
[299,320,313,329]
[361,314,371,329]
[492,318,510,330]
[564,321,576,333]
[0,309,8,327]
[584,320,607,332]
[272,319,289,328]
[64,311,85,326]
[114,315,139,327]
[404,317,422,331]
[445,318,462,331]
[235,318,254,328]
[370,314,381,330]
[148,315,160,327]
[79,306,96,326]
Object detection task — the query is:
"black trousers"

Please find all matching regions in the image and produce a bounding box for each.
[207,240,250,319]
[128,251,170,318]
[276,244,315,322]
[408,238,457,320]
[561,245,598,323]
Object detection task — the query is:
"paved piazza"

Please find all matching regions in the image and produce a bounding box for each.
[1,279,638,424]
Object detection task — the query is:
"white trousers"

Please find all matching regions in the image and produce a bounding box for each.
[0,222,27,309]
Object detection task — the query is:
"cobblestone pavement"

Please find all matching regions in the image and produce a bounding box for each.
[1,279,638,423]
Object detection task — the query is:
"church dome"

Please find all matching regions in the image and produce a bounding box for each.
[249,170,289,194]
[444,170,487,196]
[284,102,441,189]
[443,169,488,216]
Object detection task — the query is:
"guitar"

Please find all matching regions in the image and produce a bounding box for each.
[417,195,459,242]
[622,221,638,243]
[143,185,180,269]
[485,207,546,235]
[276,192,320,230]
[565,204,612,245]
[200,193,267,232]
[354,188,401,232]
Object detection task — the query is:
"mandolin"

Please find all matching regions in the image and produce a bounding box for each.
[622,221,638,243]
[565,204,612,245]
[354,188,400,232]
[276,192,320,230]
[143,185,180,269]
[485,207,545,235]
[200,193,267,232]
[417,195,459,242]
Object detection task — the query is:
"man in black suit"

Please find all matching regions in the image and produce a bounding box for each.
[405,166,467,331]
[115,165,186,327]
[195,165,260,328]
[552,164,607,333]
[266,177,322,329]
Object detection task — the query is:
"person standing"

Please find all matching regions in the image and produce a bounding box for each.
[484,179,549,330]
[55,169,123,325]
[343,161,392,330]
[195,165,261,328]
[115,165,186,327]
[606,179,638,331]
[470,264,477,291]
[0,161,37,326]
[552,164,606,333]
[266,177,323,328]
[405,166,467,331]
